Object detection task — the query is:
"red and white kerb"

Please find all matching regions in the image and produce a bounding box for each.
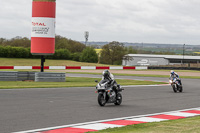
[31,1,56,55]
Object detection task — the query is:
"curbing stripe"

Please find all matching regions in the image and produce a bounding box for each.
[166,112,200,117]
[109,66,123,70]
[102,120,147,125]
[128,117,167,122]
[14,66,32,70]
[135,66,148,70]
[96,66,110,70]
[13,107,200,133]
[182,110,200,114]
[49,66,65,70]
[0,66,146,70]
[66,66,81,69]
[74,123,123,130]
[149,114,185,120]
[81,66,96,70]
[40,127,97,133]
[0,66,14,69]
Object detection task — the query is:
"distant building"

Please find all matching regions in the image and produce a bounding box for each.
[122,54,200,66]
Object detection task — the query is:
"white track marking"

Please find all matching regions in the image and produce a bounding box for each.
[14,107,200,133]
[166,112,200,117]
[128,117,167,122]
[74,123,123,130]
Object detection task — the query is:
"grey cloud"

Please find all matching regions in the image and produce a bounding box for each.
[1,0,200,45]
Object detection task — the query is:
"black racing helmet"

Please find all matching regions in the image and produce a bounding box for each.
[102,70,110,78]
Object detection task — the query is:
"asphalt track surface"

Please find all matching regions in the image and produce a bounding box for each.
[0,74,199,133]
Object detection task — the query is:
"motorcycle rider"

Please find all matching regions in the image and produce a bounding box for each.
[170,70,182,85]
[102,70,119,92]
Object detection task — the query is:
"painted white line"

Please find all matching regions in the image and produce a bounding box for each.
[128,117,167,122]
[166,112,200,117]
[74,123,123,130]
[13,107,200,133]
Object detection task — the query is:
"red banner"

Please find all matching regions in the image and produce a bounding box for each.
[31,1,56,55]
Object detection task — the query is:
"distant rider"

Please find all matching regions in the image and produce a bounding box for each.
[102,70,119,92]
[170,70,182,85]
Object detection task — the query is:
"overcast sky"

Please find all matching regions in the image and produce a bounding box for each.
[1,0,200,45]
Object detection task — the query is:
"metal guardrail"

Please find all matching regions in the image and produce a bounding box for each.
[35,72,66,82]
[0,71,18,81]
[17,72,35,81]
[0,71,66,82]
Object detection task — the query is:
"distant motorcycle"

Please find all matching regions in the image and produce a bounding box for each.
[95,79,124,106]
[169,77,183,93]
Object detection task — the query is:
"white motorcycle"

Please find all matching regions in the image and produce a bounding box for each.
[95,79,124,106]
[169,78,183,93]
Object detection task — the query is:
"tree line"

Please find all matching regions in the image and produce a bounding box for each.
[0,35,176,65]
[0,35,86,52]
[0,36,132,65]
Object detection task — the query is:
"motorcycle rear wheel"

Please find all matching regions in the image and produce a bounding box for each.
[179,86,183,92]
[98,94,106,106]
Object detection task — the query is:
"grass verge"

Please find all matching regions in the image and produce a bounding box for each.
[137,69,200,73]
[89,116,200,133]
[114,73,200,79]
[66,72,200,79]
[0,77,166,89]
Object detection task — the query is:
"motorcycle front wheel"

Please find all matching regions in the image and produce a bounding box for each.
[114,93,122,105]
[98,93,106,106]
[172,84,177,93]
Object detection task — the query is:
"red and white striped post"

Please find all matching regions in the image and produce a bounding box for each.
[31,0,56,72]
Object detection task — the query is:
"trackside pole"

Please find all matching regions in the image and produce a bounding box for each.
[41,55,45,72]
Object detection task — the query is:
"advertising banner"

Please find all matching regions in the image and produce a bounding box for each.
[31,1,56,55]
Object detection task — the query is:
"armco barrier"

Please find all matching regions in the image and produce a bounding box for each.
[17,72,35,81]
[0,71,18,81]
[0,71,65,82]
[35,72,66,82]
[0,66,148,70]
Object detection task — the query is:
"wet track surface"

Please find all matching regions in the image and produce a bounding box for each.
[0,74,199,133]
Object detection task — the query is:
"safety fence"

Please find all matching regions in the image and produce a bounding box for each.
[0,71,66,82]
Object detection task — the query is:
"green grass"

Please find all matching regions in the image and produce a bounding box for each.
[114,73,200,79]
[137,69,200,73]
[66,72,200,79]
[0,77,166,89]
[89,116,200,133]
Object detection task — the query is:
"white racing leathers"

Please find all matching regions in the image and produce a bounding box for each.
[102,73,118,91]
[170,72,182,85]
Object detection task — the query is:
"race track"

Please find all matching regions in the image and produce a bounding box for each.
[0,74,199,133]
